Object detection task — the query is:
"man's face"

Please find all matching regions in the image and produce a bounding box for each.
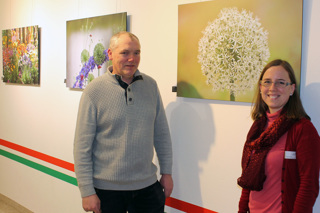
[108,34,141,84]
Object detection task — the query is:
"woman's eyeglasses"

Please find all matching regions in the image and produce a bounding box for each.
[260,80,293,88]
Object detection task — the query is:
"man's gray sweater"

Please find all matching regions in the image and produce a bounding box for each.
[74,68,172,198]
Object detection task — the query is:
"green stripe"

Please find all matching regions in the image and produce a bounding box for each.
[0,149,78,186]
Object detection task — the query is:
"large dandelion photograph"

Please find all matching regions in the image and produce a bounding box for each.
[66,12,127,89]
[177,0,303,102]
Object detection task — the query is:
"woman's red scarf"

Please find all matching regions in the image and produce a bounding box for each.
[237,112,296,191]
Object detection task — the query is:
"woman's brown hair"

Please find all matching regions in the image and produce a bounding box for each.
[251,59,310,121]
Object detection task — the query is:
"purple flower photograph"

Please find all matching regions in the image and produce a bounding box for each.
[66,12,127,89]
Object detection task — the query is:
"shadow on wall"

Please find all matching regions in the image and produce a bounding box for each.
[303,83,320,131]
[166,96,215,211]
[303,82,320,212]
[315,188,320,213]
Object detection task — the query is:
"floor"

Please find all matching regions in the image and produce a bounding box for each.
[0,194,33,213]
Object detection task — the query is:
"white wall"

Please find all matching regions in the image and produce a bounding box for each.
[0,0,319,212]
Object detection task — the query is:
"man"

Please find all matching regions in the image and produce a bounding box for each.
[74,31,173,213]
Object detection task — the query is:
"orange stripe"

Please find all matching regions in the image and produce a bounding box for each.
[0,138,74,172]
[166,197,218,213]
[1,138,218,212]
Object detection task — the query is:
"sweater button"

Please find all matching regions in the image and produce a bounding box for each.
[128,88,131,92]
[129,98,132,101]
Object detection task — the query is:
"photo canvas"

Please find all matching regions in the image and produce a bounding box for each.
[66,12,127,89]
[2,25,40,85]
[178,0,302,102]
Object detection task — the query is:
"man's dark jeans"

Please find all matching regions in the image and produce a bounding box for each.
[95,181,165,213]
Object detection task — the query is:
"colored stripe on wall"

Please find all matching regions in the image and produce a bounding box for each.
[0,139,217,213]
[0,149,77,186]
[166,197,218,213]
[0,139,74,172]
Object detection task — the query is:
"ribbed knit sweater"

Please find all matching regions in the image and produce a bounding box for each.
[74,68,172,198]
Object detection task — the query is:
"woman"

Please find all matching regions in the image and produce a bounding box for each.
[237,59,320,213]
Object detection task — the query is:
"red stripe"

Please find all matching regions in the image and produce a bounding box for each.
[0,138,74,172]
[166,197,218,213]
[1,138,218,212]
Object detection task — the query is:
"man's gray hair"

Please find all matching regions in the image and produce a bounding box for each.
[109,31,140,50]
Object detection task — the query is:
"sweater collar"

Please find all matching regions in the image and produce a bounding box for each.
[107,66,143,89]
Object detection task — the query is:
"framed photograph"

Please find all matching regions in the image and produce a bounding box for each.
[66,12,127,89]
[2,25,40,85]
[177,0,302,102]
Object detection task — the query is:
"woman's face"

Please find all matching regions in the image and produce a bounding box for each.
[260,65,295,114]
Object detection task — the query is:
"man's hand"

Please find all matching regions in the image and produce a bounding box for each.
[82,194,101,213]
[160,174,174,198]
